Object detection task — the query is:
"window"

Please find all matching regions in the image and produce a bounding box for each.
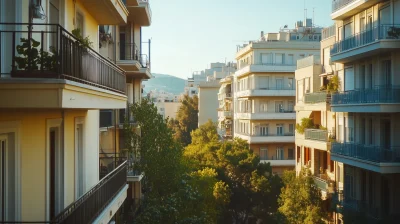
[276,147,284,160]
[288,124,294,134]
[260,148,268,160]
[275,101,283,113]
[288,101,294,112]
[288,78,294,89]
[259,125,269,136]
[261,53,273,64]
[258,76,269,89]
[276,79,283,90]
[76,12,84,34]
[276,124,284,136]
[259,101,268,112]
[75,118,85,199]
[344,22,353,39]
[275,53,284,64]
[287,54,294,65]
[288,148,294,160]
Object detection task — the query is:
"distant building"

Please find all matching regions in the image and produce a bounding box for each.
[218,76,234,139]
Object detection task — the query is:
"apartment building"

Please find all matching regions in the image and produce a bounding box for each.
[295,25,344,223]
[218,75,233,139]
[233,20,321,174]
[0,0,130,223]
[328,0,400,221]
[98,0,152,220]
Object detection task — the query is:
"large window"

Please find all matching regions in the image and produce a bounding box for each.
[275,53,284,64]
[261,53,273,64]
[276,147,284,160]
[275,101,283,113]
[258,76,269,89]
[276,124,284,136]
[0,134,16,221]
[260,148,268,160]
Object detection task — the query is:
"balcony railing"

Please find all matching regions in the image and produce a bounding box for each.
[99,153,142,178]
[119,42,140,61]
[305,129,329,142]
[304,92,330,104]
[297,55,320,69]
[322,25,336,40]
[0,23,126,94]
[260,156,294,160]
[331,0,358,13]
[53,161,127,224]
[331,86,400,105]
[342,198,383,220]
[331,25,400,55]
[240,132,295,137]
[331,142,400,163]
[238,86,295,91]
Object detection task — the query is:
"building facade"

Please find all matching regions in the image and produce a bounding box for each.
[328,0,400,222]
[233,20,322,174]
[218,76,233,138]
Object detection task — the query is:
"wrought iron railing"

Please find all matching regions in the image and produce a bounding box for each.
[305,129,329,142]
[331,86,400,105]
[53,161,127,224]
[331,142,400,163]
[331,25,400,55]
[304,92,330,104]
[331,0,358,13]
[0,23,126,94]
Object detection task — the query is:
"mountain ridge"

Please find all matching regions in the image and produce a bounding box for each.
[144,73,186,95]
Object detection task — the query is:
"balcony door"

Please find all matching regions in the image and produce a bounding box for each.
[260,148,268,160]
[0,134,16,222]
[275,101,283,113]
[276,124,284,136]
[381,60,391,87]
[344,67,354,91]
[380,119,391,150]
[276,147,284,160]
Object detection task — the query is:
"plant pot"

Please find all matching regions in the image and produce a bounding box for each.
[11,70,59,79]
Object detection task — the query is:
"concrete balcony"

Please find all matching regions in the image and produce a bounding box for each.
[331,142,400,173]
[330,25,400,63]
[117,43,151,79]
[0,23,127,109]
[125,0,152,26]
[331,0,382,20]
[236,88,295,98]
[303,129,332,151]
[331,86,400,112]
[235,133,295,144]
[235,64,297,78]
[313,175,335,199]
[295,92,331,111]
[260,159,296,167]
[235,112,295,120]
[81,0,128,24]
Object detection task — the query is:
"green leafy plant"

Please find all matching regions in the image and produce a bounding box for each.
[72,28,93,49]
[296,118,315,134]
[14,38,58,71]
[327,74,340,93]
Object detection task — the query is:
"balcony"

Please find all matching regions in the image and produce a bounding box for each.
[100,154,144,182]
[235,63,297,77]
[81,0,128,24]
[224,111,232,117]
[117,43,151,79]
[302,129,333,151]
[236,112,295,120]
[52,162,128,224]
[305,92,330,104]
[305,129,329,142]
[260,158,295,167]
[125,0,152,26]
[313,175,335,197]
[330,25,400,63]
[322,25,336,40]
[235,133,295,144]
[0,23,126,109]
[236,87,295,98]
[331,142,400,173]
[342,198,383,220]
[331,86,400,112]
[331,0,381,20]
[296,55,320,70]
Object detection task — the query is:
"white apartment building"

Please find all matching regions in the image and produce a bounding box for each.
[327,0,400,221]
[233,19,322,174]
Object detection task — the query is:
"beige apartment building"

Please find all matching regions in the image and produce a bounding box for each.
[326,0,400,222]
[295,25,344,223]
[233,20,322,174]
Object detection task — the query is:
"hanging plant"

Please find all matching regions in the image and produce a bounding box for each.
[99,32,113,48]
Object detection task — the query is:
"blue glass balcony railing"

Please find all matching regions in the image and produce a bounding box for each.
[305,129,329,142]
[331,25,400,55]
[331,142,400,163]
[331,86,400,105]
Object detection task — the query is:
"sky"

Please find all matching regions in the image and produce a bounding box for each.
[142,0,334,79]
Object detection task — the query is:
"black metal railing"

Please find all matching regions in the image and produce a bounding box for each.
[331,86,400,105]
[99,153,142,178]
[53,161,127,224]
[119,42,140,61]
[331,25,400,55]
[0,23,126,94]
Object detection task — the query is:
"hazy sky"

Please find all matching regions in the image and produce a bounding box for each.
[142,0,334,79]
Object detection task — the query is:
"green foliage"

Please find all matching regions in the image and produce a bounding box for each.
[72,28,93,49]
[168,95,198,146]
[327,74,340,93]
[388,26,400,38]
[278,169,327,224]
[296,118,315,134]
[14,38,58,71]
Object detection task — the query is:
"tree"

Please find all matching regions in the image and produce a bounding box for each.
[278,169,327,224]
[168,94,198,146]
[184,121,283,223]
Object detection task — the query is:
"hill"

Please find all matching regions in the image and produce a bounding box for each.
[144,73,186,95]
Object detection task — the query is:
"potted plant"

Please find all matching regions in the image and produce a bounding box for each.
[99,25,113,48]
[12,37,58,78]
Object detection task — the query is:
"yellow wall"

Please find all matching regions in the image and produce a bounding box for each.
[0,109,87,221]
